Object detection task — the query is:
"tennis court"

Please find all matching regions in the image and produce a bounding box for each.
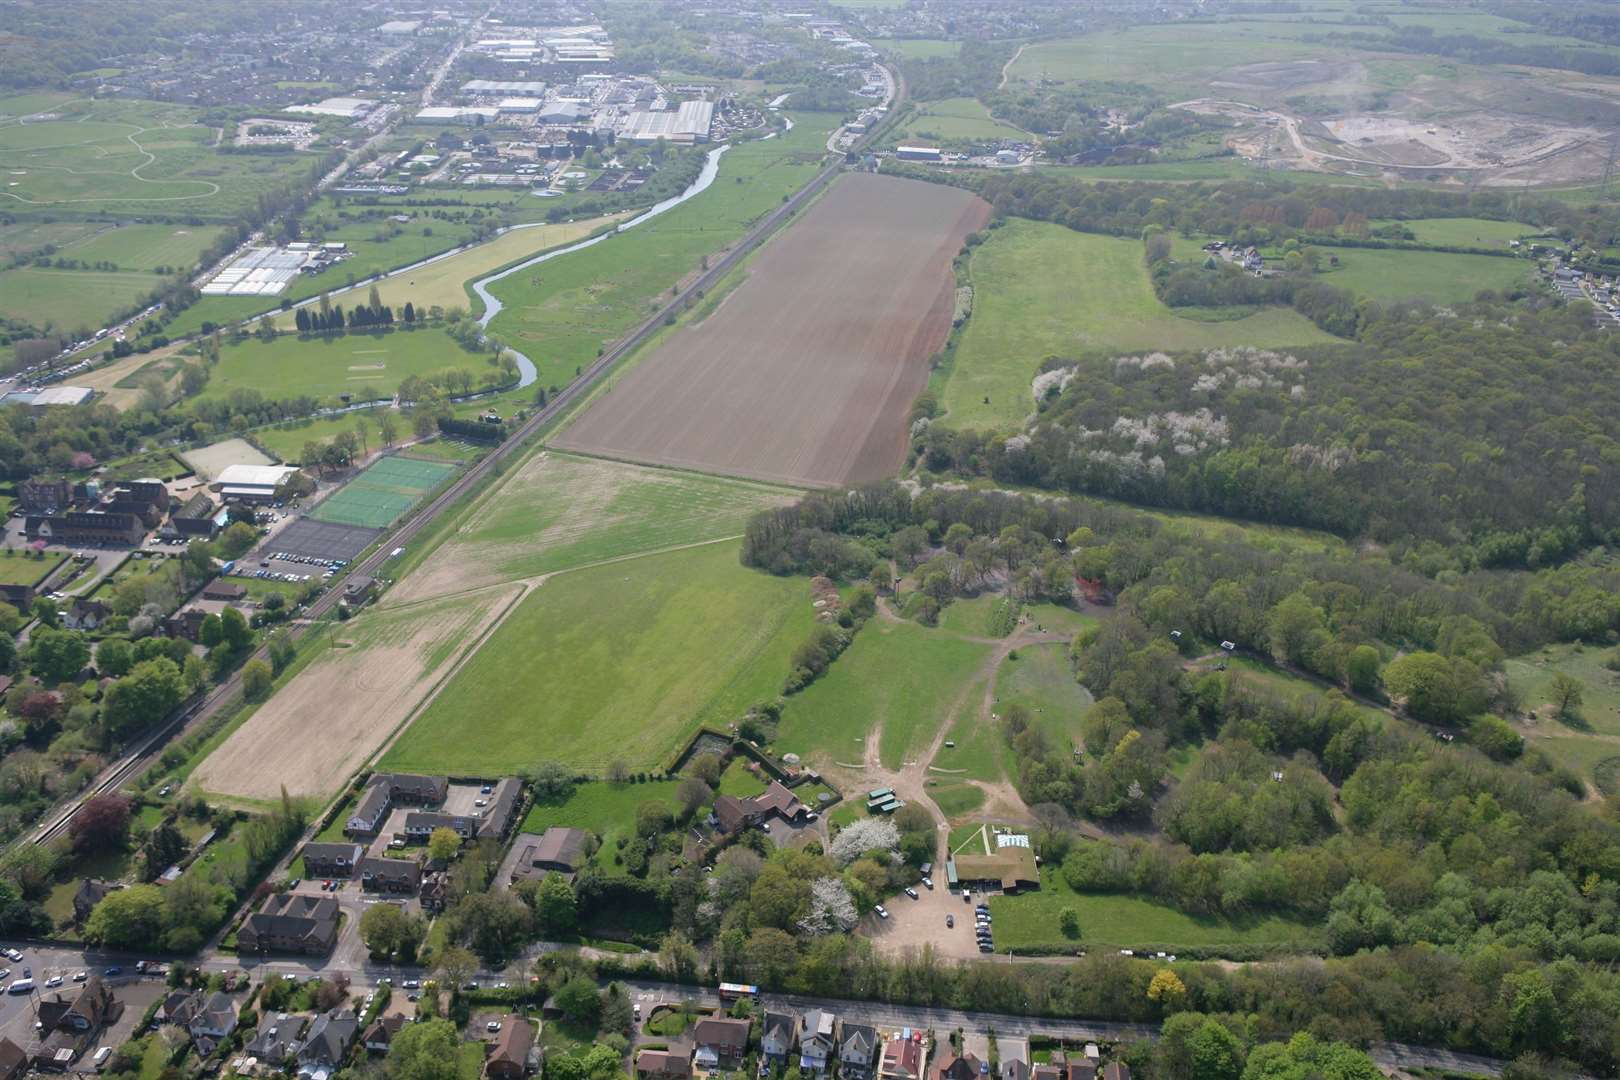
[309,456,458,529]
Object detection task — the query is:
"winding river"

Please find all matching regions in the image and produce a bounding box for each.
[472,143,733,387]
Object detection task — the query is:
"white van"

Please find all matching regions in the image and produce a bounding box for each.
[93,1047,112,1067]
[7,978,33,994]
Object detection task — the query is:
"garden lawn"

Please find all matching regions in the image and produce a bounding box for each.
[989,862,1320,953]
[1308,247,1535,305]
[777,617,993,769]
[942,220,1334,431]
[381,542,813,775]
[716,760,768,799]
[0,553,62,587]
[197,327,488,405]
[521,779,681,879]
[484,113,840,391]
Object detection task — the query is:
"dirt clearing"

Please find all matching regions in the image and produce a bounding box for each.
[553,173,990,487]
[191,585,521,801]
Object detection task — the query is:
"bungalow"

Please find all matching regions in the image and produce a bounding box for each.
[302,842,363,878]
[297,1009,359,1078]
[713,780,811,834]
[360,856,422,894]
[800,1009,838,1073]
[761,1012,799,1062]
[691,1017,750,1069]
[364,1015,407,1053]
[880,1036,924,1080]
[636,1043,693,1080]
[486,1016,535,1080]
[201,580,247,602]
[247,1013,309,1067]
[839,1024,880,1078]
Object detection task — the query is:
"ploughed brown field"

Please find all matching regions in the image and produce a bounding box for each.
[553,172,991,487]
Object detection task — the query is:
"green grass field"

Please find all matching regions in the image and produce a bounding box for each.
[521,779,682,877]
[988,861,1319,953]
[0,93,316,219]
[398,451,795,589]
[59,223,229,270]
[0,552,62,587]
[882,39,961,59]
[1005,26,1332,94]
[484,113,840,391]
[777,616,994,769]
[310,456,457,528]
[252,411,394,462]
[198,327,489,405]
[380,542,814,775]
[1309,247,1535,304]
[0,220,102,259]
[0,265,165,331]
[898,98,1024,143]
[995,642,1094,747]
[943,219,1335,430]
[717,760,769,799]
[1382,218,1539,248]
[1509,644,1620,738]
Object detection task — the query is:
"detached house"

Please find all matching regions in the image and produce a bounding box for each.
[761,1012,799,1062]
[840,1024,880,1078]
[364,1015,407,1054]
[934,1055,983,1080]
[691,1017,750,1069]
[247,1013,309,1067]
[799,1010,838,1073]
[485,1016,535,1080]
[187,991,239,1055]
[880,1036,924,1080]
[636,1042,693,1080]
[297,1009,358,1078]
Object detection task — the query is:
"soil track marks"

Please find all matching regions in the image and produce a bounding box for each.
[553,173,990,487]
[192,585,521,801]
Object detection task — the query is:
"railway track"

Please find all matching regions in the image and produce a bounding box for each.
[24,68,907,850]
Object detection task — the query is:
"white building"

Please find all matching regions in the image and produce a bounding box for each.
[211,465,302,503]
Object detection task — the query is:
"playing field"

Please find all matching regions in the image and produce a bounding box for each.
[0,93,314,219]
[198,327,485,405]
[379,541,814,775]
[484,113,841,391]
[898,97,1026,143]
[941,220,1336,431]
[0,265,165,331]
[389,451,797,603]
[311,456,458,529]
[555,173,990,487]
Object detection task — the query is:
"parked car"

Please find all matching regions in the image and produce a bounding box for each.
[874,905,889,919]
[486,1021,501,1032]
[904,888,919,900]
[921,877,933,890]
[945,915,954,929]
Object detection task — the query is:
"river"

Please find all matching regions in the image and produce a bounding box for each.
[472,143,733,387]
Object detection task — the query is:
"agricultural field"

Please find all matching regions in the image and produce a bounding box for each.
[0,93,315,219]
[988,861,1319,954]
[777,616,994,770]
[555,173,990,487]
[192,585,522,801]
[271,214,625,330]
[57,223,229,270]
[389,451,795,603]
[942,220,1334,431]
[309,456,457,529]
[897,97,1025,143]
[1307,247,1536,304]
[1005,25,1330,94]
[196,326,491,405]
[379,542,815,776]
[0,219,103,259]
[483,113,841,391]
[0,265,165,331]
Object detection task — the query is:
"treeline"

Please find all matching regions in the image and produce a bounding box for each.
[888,166,1620,252]
[1323,24,1620,80]
[898,40,1015,103]
[916,294,1620,558]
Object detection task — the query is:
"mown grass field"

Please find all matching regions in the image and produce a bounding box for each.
[989,861,1320,953]
[272,215,623,330]
[0,553,61,587]
[60,223,229,270]
[0,93,315,219]
[777,616,993,769]
[0,265,165,330]
[1383,217,1538,248]
[484,113,840,392]
[898,97,1024,142]
[380,542,814,775]
[0,220,102,259]
[1005,25,1333,94]
[252,410,395,461]
[198,327,488,404]
[1310,247,1535,305]
[943,219,1335,430]
[391,451,796,599]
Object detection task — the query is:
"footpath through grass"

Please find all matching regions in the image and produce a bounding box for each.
[381,541,814,775]
[484,113,839,392]
[942,220,1335,431]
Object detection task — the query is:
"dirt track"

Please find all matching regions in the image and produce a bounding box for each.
[553,173,990,488]
[191,585,521,801]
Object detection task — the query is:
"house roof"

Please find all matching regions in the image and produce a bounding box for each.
[637,1042,693,1076]
[531,827,588,869]
[762,1011,798,1044]
[752,780,805,819]
[299,1009,358,1064]
[691,1017,749,1051]
[952,847,1038,890]
[0,1037,26,1076]
[841,1023,878,1058]
[713,795,752,833]
[360,856,422,888]
[197,991,238,1031]
[882,1037,923,1078]
[365,1015,407,1046]
[489,1017,534,1069]
[303,842,362,865]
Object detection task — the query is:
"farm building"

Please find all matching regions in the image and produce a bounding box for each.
[895,146,942,162]
[210,464,302,504]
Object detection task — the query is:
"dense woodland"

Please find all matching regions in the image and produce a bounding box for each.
[743,483,1620,1075]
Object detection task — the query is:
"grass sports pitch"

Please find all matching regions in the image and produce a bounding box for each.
[310,456,457,529]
